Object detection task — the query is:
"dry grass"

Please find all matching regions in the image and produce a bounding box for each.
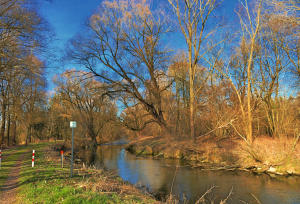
[75,170,152,198]
[128,134,300,174]
[237,136,300,173]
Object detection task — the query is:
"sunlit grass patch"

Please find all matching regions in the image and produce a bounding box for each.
[0,145,28,186]
[16,143,156,204]
[18,179,124,204]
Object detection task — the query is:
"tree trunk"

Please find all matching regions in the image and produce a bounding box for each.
[246,39,256,144]
[175,81,180,136]
[87,119,98,147]
[12,119,17,145]
[26,125,32,145]
[87,121,98,164]
[0,102,6,145]
[190,80,195,140]
[6,111,10,146]
[189,48,195,140]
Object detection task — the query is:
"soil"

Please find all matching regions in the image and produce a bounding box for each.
[0,152,25,204]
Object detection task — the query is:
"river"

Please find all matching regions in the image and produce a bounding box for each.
[82,145,300,204]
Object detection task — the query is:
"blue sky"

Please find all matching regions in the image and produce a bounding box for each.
[38,0,101,93]
[37,0,240,93]
[39,0,99,49]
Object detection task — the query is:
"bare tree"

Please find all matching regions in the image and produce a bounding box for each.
[267,0,299,85]
[0,0,49,145]
[55,70,116,149]
[68,0,172,133]
[168,0,221,139]
[168,53,189,135]
[235,0,263,143]
[214,0,263,144]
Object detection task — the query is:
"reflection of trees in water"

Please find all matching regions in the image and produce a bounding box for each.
[84,146,117,167]
[95,146,104,167]
[118,154,179,197]
[154,183,169,201]
[94,146,122,169]
[83,145,98,165]
[82,147,300,204]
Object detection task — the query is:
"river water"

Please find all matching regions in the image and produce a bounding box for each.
[83,145,300,204]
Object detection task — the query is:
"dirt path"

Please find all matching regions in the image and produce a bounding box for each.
[0,152,25,204]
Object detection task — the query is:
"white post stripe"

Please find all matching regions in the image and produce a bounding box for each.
[32,150,35,167]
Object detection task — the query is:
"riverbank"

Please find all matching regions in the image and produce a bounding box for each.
[46,140,300,203]
[125,136,300,176]
[0,143,158,203]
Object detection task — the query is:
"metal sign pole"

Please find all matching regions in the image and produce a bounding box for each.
[70,121,76,178]
[71,127,74,177]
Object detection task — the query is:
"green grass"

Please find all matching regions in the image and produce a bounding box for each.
[7,143,155,204]
[0,145,28,187]
[19,179,124,204]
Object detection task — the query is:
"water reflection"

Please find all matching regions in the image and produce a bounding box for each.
[89,145,300,204]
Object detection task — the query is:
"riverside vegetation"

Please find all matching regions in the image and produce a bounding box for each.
[126,136,300,176]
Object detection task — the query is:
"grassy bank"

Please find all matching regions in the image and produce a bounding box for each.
[126,136,300,176]
[1,143,157,204]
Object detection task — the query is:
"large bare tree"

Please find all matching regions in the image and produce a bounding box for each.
[168,0,220,139]
[68,0,172,133]
[55,70,116,148]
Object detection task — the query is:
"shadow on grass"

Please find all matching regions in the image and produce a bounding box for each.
[15,167,90,194]
[17,146,86,189]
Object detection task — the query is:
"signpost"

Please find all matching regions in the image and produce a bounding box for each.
[70,121,76,177]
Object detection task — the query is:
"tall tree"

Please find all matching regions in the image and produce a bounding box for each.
[68,0,172,133]
[0,0,49,145]
[168,0,220,139]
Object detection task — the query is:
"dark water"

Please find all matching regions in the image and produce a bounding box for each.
[83,145,300,204]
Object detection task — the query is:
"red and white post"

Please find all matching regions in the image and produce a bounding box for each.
[32,150,35,167]
[0,149,2,168]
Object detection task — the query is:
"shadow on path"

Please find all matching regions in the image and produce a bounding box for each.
[0,152,26,204]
